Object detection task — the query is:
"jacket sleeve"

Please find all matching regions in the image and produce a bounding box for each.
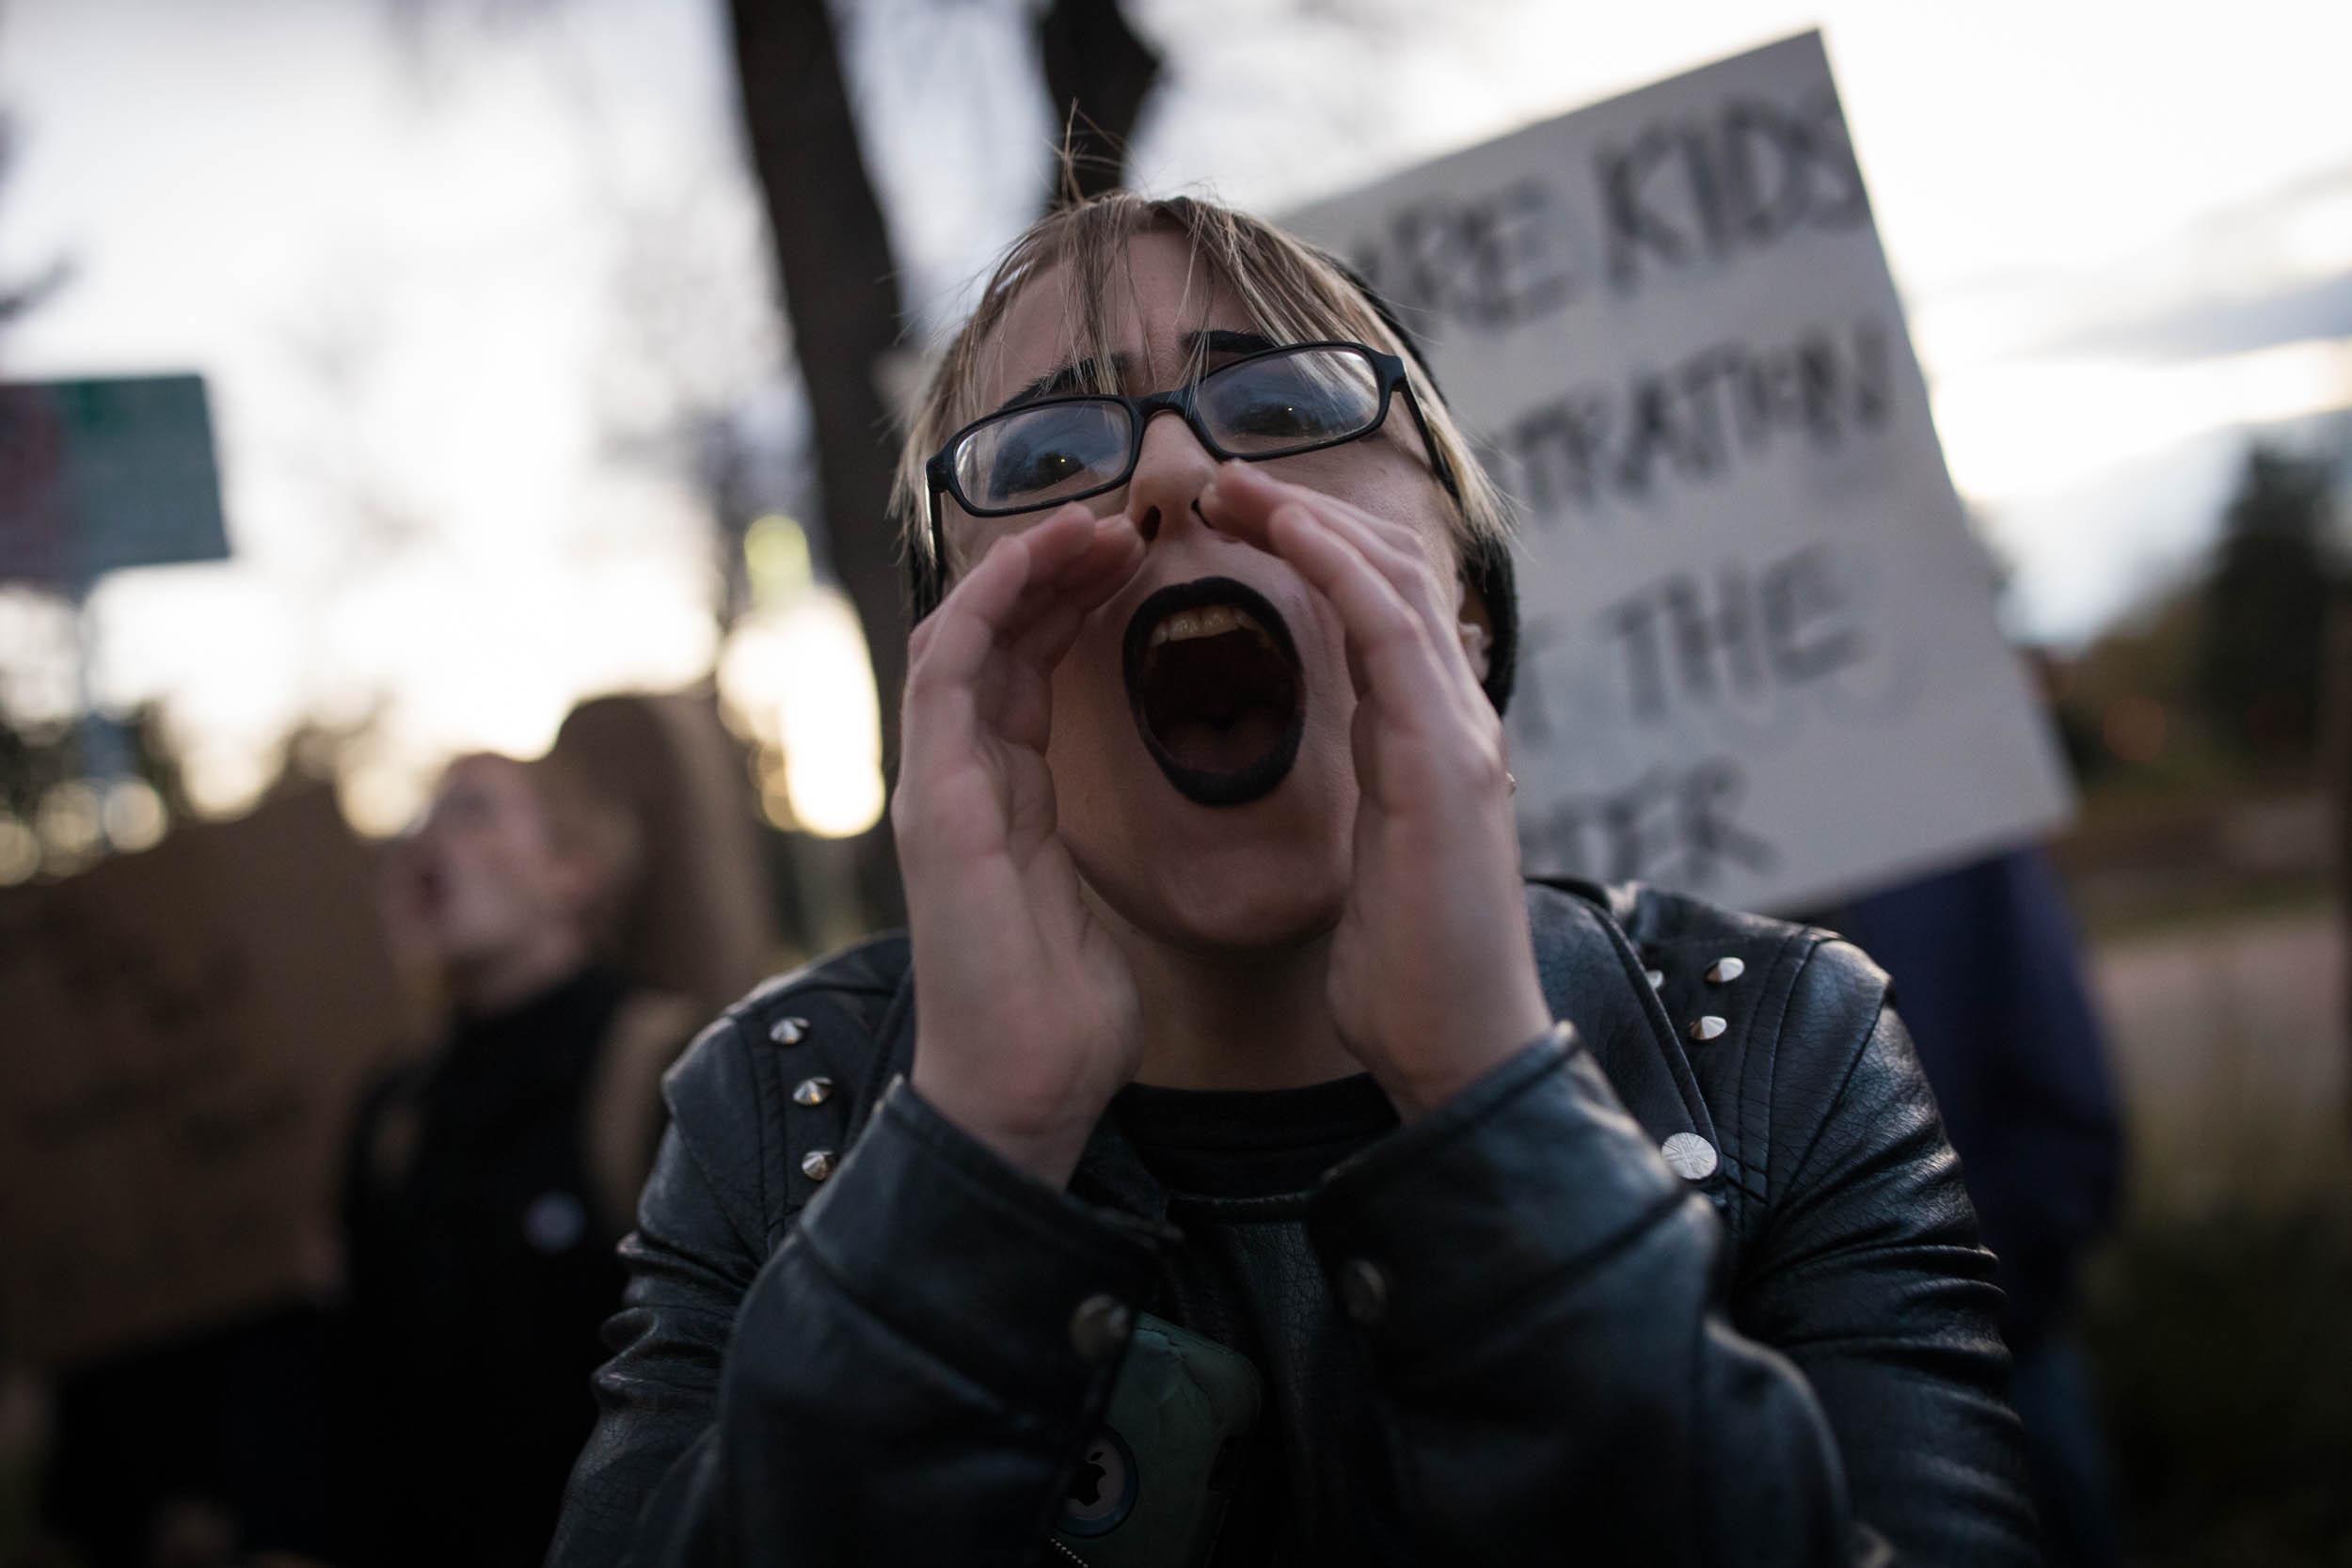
[546,1015,1162,1568]
[1305,998,2040,1565]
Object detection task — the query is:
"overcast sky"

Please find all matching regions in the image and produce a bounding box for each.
[2,0,2347,824]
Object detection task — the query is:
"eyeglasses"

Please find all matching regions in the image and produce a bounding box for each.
[924,340,1458,550]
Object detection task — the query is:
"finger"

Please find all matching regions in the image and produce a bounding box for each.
[1003,515,1142,649]
[1260,500,1458,726]
[907,505,1103,700]
[1204,467,1484,705]
[1008,519,1143,668]
[1207,460,1444,578]
[913,510,1145,771]
[1202,465,1467,673]
[903,508,1098,772]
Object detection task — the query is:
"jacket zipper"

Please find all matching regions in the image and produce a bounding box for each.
[1045,1536,1089,1565]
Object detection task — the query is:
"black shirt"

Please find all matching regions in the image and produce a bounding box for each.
[1110,1071,1400,1563]
[1112,1071,1398,1199]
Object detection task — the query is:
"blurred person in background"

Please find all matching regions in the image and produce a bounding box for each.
[335,752,694,1568]
[549,191,2040,1566]
[1830,845,2125,1568]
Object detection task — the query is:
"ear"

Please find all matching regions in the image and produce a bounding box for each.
[1454,567,1495,686]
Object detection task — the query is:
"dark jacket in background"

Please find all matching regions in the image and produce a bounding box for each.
[1832,847,2123,1353]
[549,879,2040,1566]
[338,965,636,1568]
[1831,846,2125,1568]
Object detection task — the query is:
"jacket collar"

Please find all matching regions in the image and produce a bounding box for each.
[1524,879,1720,1155]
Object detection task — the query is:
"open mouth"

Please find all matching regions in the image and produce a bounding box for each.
[1121,577,1306,807]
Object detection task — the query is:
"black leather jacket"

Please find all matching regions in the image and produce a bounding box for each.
[548,881,2041,1566]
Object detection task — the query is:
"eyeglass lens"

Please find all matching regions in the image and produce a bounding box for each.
[952,346,1385,515]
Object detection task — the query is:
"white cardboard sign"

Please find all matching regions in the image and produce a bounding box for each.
[1286,31,2071,911]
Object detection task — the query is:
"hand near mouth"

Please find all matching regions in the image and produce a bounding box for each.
[896,503,1148,1185]
[1200,462,1554,1118]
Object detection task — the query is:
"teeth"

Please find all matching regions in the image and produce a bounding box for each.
[1149,603,1270,648]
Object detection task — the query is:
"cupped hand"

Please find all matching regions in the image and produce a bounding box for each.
[1200,462,1553,1117]
[896,504,1148,1184]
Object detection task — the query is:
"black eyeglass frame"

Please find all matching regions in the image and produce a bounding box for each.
[921,340,1460,570]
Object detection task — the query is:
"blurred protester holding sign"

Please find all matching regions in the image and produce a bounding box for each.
[334,752,696,1568]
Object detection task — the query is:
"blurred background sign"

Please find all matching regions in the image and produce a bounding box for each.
[0,784,424,1368]
[0,372,229,593]
[1290,31,2074,912]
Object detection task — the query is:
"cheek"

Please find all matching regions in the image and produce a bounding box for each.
[1042,635,1134,793]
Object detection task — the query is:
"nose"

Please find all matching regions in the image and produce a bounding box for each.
[1123,407,1221,546]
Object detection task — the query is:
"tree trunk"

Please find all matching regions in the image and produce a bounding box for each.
[1039,0,1162,202]
[723,0,1161,933]
[725,0,909,928]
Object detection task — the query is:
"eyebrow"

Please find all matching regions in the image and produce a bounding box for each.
[992,328,1285,415]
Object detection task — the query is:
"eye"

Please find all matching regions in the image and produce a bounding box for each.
[959,403,1130,509]
[1202,350,1382,451]
[991,441,1089,499]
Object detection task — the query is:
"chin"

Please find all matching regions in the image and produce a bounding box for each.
[1071,783,1353,958]
[1092,857,1345,957]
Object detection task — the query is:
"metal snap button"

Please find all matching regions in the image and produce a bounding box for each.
[1660,1132,1719,1181]
[1338,1257,1391,1327]
[1068,1293,1134,1364]
[522,1191,586,1253]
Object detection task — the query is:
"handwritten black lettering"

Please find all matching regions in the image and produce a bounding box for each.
[1601,545,1864,724]
[1520,757,1778,889]
[1598,127,1687,289]
[1598,89,1868,295]
[1765,545,1861,683]
[1499,320,1892,524]
[1348,178,1581,335]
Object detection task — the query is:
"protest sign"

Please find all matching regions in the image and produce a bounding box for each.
[0,786,426,1368]
[1287,31,2071,911]
[0,373,230,591]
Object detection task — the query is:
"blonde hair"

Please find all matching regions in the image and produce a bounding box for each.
[892,191,1512,591]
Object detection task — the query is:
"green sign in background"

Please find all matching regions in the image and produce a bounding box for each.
[0,373,230,592]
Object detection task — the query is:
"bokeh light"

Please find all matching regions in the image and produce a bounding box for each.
[0,817,39,885]
[100,777,167,852]
[717,578,883,840]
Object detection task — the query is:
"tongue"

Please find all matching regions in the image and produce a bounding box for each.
[1157,706,1288,775]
